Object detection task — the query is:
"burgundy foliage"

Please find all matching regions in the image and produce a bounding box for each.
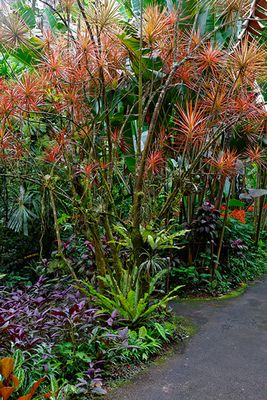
[0,276,108,352]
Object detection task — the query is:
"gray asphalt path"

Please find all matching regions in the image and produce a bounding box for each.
[106,276,267,400]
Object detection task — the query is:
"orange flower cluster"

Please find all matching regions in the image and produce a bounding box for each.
[230,209,246,224]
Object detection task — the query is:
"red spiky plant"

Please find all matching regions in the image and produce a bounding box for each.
[173,101,207,155]
[207,150,238,209]
[196,42,225,75]
[0,0,266,286]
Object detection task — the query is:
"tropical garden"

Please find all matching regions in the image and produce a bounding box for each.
[0,0,266,397]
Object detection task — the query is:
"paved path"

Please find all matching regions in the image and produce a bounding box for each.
[106,276,267,400]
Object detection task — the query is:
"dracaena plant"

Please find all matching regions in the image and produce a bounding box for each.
[0,0,266,287]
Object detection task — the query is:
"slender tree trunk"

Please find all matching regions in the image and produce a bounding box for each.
[104,215,123,278]
[215,176,226,210]
[213,179,233,280]
[90,223,107,291]
[49,188,78,280]
[255,170,267,246]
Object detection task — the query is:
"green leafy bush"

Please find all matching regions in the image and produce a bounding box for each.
[82,267,182,326]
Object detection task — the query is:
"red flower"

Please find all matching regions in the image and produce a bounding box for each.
[230,209,246,224]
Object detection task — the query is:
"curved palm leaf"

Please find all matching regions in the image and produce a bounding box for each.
[8,186,40,236]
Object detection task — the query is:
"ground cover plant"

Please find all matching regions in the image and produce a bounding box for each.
[0,276,184,397]
[0,0,267,396]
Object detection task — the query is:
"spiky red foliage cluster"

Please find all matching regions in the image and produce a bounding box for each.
[207,150,238,177]
[146,150,166,174]
[173,102,206,151]
[0,5,265,190]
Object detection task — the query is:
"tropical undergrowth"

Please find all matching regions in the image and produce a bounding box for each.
[171,210,267,296]
[0,276,187,398]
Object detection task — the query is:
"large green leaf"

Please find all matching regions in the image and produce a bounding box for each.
[13,0,36,29]
[44,7,67,33]
[228,199,245,208]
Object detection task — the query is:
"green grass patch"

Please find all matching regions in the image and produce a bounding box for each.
[179,282,248,304]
